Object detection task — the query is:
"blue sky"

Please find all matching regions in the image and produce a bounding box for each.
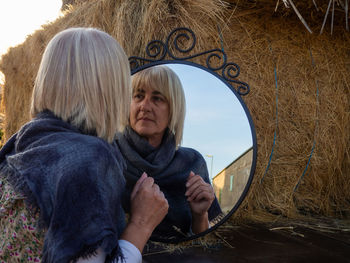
[167,64,253,180]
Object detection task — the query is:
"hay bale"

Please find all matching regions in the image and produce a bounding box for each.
[61,0,91,11]
[0,0,349,223]
[0,81,3,144]
[61,0,76,10]
[225,0,350,34]
[220,9,350,221]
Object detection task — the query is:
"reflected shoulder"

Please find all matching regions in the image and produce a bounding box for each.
[176,146,205,162]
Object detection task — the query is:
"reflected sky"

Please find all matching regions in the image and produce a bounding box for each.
[167,64,252,180]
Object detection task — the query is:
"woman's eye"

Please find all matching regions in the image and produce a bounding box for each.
[133,94,143,100]
[153,96,165,102]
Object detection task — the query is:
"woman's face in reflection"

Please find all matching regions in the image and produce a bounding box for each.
[130,85,170,147]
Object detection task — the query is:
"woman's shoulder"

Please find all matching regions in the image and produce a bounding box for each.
[52,132,113,154]
[174,146,209,179]
[40,134,122,171]
[22,130,114,161]
[2,119,125,179]
[176,146,205,162]
[15,115,117,160]
[177,146,202,155]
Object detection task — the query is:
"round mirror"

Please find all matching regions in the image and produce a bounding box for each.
[128,61,257,243]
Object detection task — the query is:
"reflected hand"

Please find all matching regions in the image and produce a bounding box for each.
[185,171,214,217]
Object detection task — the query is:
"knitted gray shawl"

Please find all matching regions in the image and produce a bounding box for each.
[117,127,222,240]
[0,111,126,263]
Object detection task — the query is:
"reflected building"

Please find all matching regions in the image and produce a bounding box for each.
[212,147,253,213]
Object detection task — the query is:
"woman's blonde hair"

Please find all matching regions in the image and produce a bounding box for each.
[31,27,131,143]
[131,65,186,146]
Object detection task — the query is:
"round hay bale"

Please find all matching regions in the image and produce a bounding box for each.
[219,6,350,222]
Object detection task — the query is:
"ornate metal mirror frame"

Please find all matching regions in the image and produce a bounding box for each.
[129,27,257,243]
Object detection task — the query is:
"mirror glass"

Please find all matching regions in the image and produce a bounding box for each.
[167,64,253,214]
[129,62,255,243]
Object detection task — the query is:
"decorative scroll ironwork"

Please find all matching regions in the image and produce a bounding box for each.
[129,27,250,96]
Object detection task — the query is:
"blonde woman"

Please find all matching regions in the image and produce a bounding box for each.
[0,28,168,263]
[117,65,222,239]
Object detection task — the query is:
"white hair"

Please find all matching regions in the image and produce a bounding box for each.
[31,27,131,143]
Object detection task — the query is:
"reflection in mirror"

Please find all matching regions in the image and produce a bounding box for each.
[157,63,253,234]
[127,27,256,244]
[124,62,254,243]
[167,64,252,216]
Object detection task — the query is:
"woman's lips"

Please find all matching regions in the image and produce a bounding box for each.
[138,117,154,122]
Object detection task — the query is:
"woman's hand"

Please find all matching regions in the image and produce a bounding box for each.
[185,171,214,234]
[130,172,169,232]
[186,171,214,215]
[121,172,168,252]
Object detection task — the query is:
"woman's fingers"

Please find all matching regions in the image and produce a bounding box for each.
[141,176,155,189]
[186,171,202,186]
[187,184,213,202]
[186,173,208,197]
[131,172,148,199]
[185,172,214,205]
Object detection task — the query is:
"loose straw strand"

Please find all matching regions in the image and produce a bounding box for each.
[260,40,278,184]
[294,48,320,192]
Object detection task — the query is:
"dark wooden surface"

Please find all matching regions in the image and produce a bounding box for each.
[142,223,350,263]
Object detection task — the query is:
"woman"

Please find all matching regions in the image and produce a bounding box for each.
[0,28,168,262]
[117,65,222,239]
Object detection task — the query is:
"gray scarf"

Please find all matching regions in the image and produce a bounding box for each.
[117,126,222,240]
[0,111,126,262]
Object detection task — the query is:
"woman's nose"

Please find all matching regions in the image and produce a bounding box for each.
[140,96,151,112]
